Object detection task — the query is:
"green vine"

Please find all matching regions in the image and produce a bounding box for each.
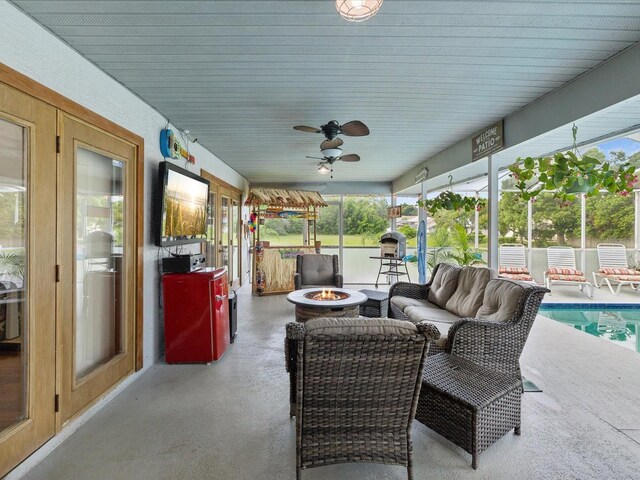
[417,176,485,216]
[509,125,637,202]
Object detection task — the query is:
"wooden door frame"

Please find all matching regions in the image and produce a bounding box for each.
[0,63,145,371]
[201,169,243,287]
[0,83,57,478]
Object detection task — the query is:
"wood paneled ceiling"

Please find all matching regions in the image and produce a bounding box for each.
[11,1,640,183]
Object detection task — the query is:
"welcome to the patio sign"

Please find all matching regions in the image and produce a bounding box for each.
[472,120,504,161]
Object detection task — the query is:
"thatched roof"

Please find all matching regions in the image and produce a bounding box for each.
[245,188,327,208]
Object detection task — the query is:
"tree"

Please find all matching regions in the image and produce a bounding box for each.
[316,205,339,235]
[532,194,580,246]
[498,192,528,243]
[343,197,389,238]
[399,203,417,216]
[586,193,634,243]
[397,224,416,239]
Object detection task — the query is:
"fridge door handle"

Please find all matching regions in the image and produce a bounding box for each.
[215,294,227,302]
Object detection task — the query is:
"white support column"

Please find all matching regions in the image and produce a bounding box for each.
[635,191,640,253]
[580,193,586,271]
[418,182,428,283]
[488,155,499,270]
[338,195,344,275]
[391,194,397,231]
[527,199,533,270]
[474,191,479,249]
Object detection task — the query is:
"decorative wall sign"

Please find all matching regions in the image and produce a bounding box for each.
[387,206,402,219]
[160,128,196,164]
[472,120,504,162]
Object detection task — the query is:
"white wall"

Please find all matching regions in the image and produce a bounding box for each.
[0,2,249,367]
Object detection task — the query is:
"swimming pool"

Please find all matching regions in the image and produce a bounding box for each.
[539,304,640,353]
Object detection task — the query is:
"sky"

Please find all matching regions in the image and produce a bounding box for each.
[596,137,640,157]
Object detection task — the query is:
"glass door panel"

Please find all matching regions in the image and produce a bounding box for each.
[231,199,239,283]
[205,191,217,268]
[75,149,125,380]
[219,196,230,271]
[0,118,28,434]
[57,113,136,427]
[0,85,56,478]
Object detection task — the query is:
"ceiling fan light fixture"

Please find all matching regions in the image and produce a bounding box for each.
[321,147,342,158]
[336,0,383,22]
[317,163,331,175]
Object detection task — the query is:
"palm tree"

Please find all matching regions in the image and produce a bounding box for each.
[448,224,486,266]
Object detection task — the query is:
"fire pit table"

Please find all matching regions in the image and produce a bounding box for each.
[286,287,368,323]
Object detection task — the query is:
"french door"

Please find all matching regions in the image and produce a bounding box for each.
[0,84,57,476]
[56,112,136,428]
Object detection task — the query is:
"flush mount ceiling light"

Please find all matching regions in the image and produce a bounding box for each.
[336,0,383,22]
[317,163,331,175]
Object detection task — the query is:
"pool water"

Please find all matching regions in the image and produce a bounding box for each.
[539,305,640,353]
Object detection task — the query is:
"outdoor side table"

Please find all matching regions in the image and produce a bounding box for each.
[416,353,523,469]
[358,289,389,318]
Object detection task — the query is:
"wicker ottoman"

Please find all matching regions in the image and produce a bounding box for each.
[416,353,522,469]
[358,289,389,317]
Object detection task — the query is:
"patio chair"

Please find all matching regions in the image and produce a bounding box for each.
[593,243,640,295]
[284,317,439,480]
[544,246,593,298]
[498,243,534,282]
[293,254,343,290]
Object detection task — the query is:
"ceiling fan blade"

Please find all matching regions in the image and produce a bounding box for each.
[340,121,370,137]
[294,125,321,133]
[320,138,343,150]
[306,156,325,160]
[338,154,360,162]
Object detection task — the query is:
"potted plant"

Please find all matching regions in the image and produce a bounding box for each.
[509,125,637,201]
[417,176,486,216]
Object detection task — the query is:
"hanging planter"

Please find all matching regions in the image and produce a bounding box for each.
[417,176,486,216]
[509,124,637,202]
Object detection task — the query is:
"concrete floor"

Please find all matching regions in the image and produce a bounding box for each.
[17,285,640,480]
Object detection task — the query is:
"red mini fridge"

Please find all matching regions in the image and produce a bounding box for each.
[162,268,230,363]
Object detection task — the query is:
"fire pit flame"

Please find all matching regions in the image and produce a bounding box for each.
[304,289,350,301]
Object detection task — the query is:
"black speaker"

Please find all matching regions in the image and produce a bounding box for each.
[162,254,206,273]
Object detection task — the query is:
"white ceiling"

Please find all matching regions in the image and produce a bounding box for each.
[10,0,640,184]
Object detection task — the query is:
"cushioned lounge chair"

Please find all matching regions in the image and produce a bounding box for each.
[592,243,640,295]
[293,254,343,290]
[498,243,534,282]
[544,246,592,298]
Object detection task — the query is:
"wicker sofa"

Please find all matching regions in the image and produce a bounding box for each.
[389,263,496,351]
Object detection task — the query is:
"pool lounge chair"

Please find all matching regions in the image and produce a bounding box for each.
[544,246,593,298]
[498,243,534,282]
[593,243,640,295]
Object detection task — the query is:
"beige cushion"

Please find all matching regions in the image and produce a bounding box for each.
[305,317,418,336]
[427,263,462,308]
[445,267,494,318]
[404,305,461,325]
[390,296,436,312]
[476,279,525,323]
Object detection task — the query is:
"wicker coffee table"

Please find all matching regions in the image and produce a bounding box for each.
[286,288,367,323]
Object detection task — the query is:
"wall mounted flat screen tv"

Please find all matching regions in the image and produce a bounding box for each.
[156,161,210,247]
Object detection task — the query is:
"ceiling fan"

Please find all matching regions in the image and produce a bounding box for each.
[293,120,370,140]
[306,147,361,178]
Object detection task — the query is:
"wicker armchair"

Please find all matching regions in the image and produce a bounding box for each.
[293,254,343,290]
[284,317,440,480]
[415,281,549,469]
